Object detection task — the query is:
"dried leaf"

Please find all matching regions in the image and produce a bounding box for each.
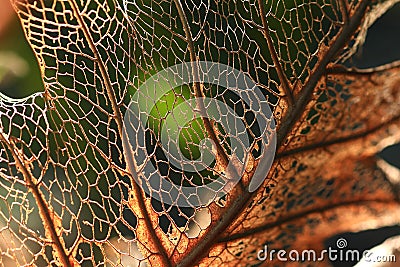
[0,0,399,266]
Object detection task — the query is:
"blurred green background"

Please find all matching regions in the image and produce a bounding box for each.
[0,1,42,98]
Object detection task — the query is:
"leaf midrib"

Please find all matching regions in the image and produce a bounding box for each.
[177,1,371,266]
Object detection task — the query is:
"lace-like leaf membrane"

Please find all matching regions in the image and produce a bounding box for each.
[0,0,399,266]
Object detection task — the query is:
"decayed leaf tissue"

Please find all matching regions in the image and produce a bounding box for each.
[0,0,399,266]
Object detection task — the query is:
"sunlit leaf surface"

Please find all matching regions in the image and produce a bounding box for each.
[0,0,399,266]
